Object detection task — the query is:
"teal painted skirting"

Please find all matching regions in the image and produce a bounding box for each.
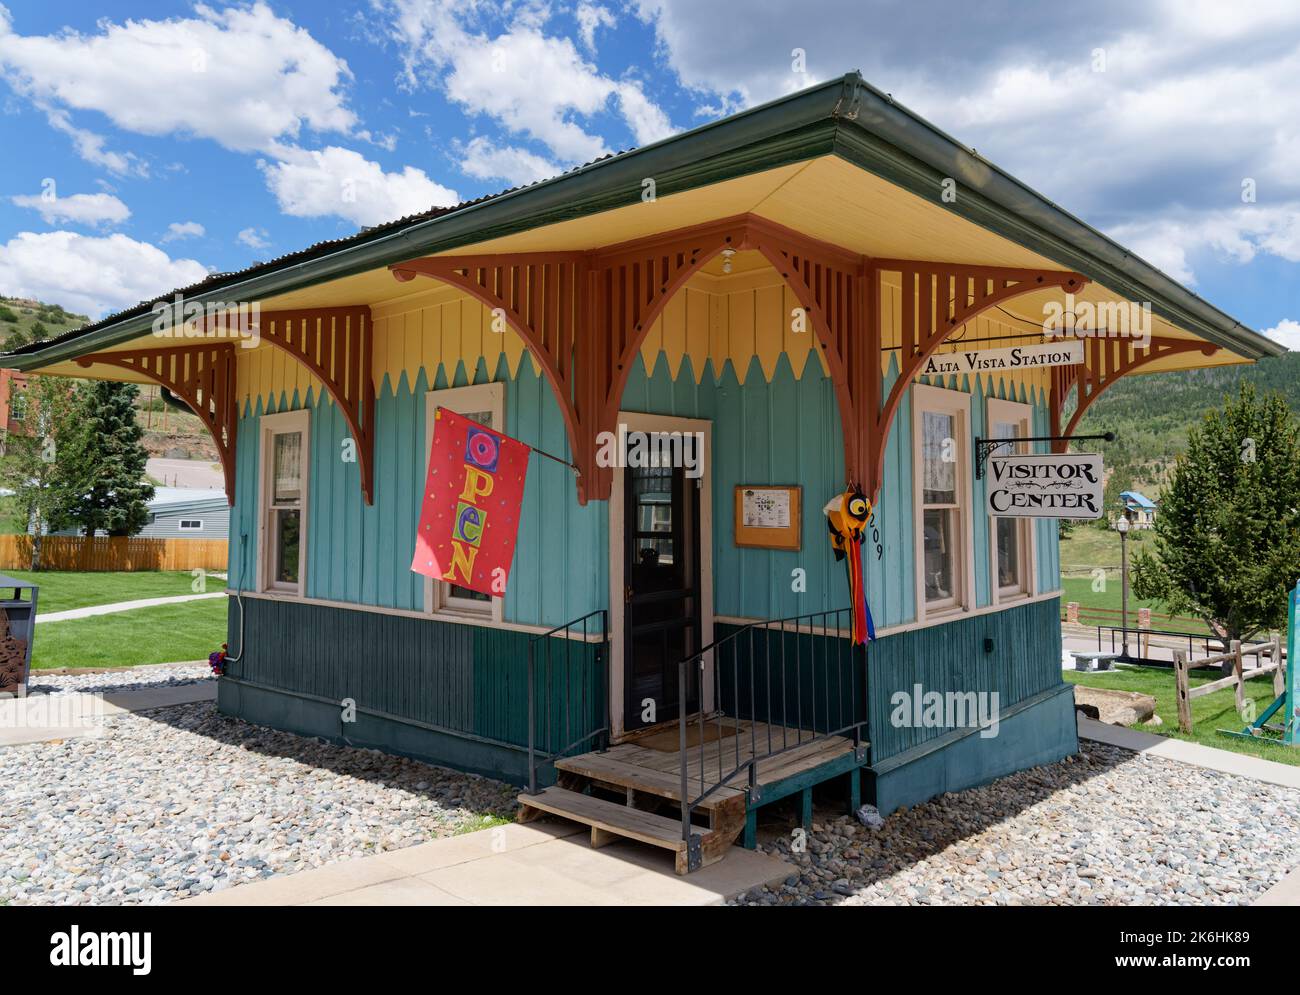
[224,595,604,784]
[714,596,1064,765]
[870,683,1078,815]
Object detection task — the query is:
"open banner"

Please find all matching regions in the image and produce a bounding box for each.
[411,407,530,597]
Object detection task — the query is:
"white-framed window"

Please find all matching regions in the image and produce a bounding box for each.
[178,519,204,532]
[913,383,973,620]
[423,382,505,622]
[986,396,1036,603]
[10,391,27,422]
[258,408,310,596]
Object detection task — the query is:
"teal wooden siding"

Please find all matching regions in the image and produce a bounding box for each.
[227,356,605,627]
[620,352,917,628]
[227,348,1059,631]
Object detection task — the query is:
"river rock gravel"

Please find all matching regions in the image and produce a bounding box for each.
[0,696,517,906]
[733,740,1300,906]
[29,663,213,695]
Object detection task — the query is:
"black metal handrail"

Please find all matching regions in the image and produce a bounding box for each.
[1096,623,1226,666]
[675,607,868,870]
[526,609,609,795]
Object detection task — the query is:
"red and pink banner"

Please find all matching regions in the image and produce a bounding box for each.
[411,407,530,597]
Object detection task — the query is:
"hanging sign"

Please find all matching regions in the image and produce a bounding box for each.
[985,452,1104,520]
[411,407,530,597]
[920,341,1083,377]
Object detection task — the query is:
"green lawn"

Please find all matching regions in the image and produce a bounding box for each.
[2,569,210,614]
[1060,576,1210,635]
[1058,525,1153,574]
[32,597,228,669]
[1066,664,1299,766]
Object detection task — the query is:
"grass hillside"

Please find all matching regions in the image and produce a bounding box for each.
[0,295,88,347]
[0,294,217,462]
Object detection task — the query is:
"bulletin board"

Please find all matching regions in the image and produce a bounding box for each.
[733,485,802,550]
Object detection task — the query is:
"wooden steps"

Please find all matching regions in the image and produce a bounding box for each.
[517,786,708,874]
[553,753,745,809]
[521,722,865,873]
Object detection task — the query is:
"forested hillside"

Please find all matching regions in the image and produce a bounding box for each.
[1074,349,1299,510]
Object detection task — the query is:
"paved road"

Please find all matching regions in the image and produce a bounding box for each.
[146,457,224,490]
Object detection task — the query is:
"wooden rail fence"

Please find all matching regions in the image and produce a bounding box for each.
[0,535,227,572]
[1173,636,1284,734]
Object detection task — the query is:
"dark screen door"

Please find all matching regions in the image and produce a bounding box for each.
[623,458,702,731]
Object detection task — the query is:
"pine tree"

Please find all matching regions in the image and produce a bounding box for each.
[62,381,155,537]
[1132,382,1300,643]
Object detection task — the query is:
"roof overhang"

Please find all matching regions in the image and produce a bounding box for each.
[6,72,1282,374]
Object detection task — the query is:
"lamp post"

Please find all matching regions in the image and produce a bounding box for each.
[1115,514,1131,659]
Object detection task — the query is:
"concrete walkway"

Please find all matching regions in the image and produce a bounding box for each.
[0,681,215,746]
[37,591,226,624]
[1078,717,1300,790]
[180,820,792,906]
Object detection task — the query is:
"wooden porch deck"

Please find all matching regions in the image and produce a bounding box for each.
[518,719,868,873]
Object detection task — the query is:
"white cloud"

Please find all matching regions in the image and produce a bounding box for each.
[42,105,146,177]
[1109,204,1300,286]
[1263,318,1300,351]
[11,191,130,227]
[454,136,558,186]
[632,0,1300,282]
[162,221,205,242]
[575,3,616,53]
[0,2,356,156]
[376,1,676,165]
[236,227,271,251]
[259,145,459,227]
[0,231,207,318]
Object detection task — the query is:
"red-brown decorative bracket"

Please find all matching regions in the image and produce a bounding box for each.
[184,305,377,504]
[392,216,1093,505]
[1050,336,1218,451]
[252,307,375,504]
[864,261,1088,500]
[77,343,238,504]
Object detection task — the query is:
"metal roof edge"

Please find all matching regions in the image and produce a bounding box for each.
[833,77,1283,361]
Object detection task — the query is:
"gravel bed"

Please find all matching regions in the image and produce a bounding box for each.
[0,699,517,905]
[734,740,1300,906]
[28,663,214,695]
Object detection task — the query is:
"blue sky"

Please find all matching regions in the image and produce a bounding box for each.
[0,0,1297,349]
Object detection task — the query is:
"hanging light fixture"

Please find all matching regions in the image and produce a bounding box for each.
[720,248,736,274]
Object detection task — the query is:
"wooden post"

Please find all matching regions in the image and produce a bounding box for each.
[1066,601,1079,624]
[1273,632,1285,696]
[1231,639,1244,714]
[1174,650,1192,734]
